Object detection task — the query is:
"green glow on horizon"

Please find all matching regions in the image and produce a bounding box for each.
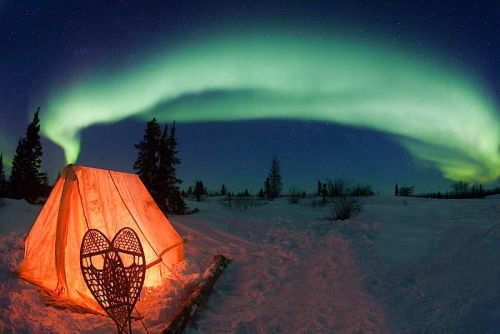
[41,33,500,182]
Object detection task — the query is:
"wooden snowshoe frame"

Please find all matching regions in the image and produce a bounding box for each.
[80,227,146,334]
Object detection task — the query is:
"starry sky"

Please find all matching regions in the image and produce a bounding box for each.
[0,1,498,194]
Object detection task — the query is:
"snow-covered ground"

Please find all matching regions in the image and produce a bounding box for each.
[0,196,498,333]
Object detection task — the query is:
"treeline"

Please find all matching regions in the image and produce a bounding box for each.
[415,181,496,199]
[0,108,51,203]
[316,179,374,199]
[396,181,500,199]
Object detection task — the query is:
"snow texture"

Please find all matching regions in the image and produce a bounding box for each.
[0,196,499,333]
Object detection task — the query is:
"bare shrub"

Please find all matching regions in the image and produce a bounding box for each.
[327,178,350,197]
[350,184,374,196]
[331,196,362,220]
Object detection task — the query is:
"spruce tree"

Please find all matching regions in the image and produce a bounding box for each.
[194,180,205,201]
[317,181,322,196]
[134,118,161,192]
[10,108,45,201]
[221,184,226,196]
[267,157,282,200]
[156,122,186,214]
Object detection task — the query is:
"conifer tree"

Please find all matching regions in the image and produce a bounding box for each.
[258,188,264,198]
[267,157,282,199]
[10,108,45,201]
[317,181,322,196]
[134,118,161,191]
[156,122,186,214]
[395,183,398,196]
[220,184,226,196]
[193,180,205,201]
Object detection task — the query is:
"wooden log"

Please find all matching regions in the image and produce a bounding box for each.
[162,255,232,334]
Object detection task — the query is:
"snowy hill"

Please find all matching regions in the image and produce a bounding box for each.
[0,196,498,333]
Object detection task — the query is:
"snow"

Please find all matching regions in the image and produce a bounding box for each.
[0,196,499,333]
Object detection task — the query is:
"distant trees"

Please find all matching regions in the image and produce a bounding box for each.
[451,181,469,197]
[220,184,226,196]
[398,185,414,197]
[265,157,282,200]
[10,108,47,202]
[193,180,206,201]
[134,118,186,214]
[327,178,349,197]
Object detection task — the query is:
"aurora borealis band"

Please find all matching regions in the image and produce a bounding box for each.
[41,32,499,183]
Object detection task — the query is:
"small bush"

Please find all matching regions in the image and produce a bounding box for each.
[331,196,362,220]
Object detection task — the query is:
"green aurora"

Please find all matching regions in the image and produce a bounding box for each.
[41,33,499,183]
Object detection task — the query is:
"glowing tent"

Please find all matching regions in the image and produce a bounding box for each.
[16,165,184,313]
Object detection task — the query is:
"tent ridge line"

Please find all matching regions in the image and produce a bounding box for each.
[71,165,91,230]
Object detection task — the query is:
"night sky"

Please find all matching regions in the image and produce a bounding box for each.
[1,1,498,194]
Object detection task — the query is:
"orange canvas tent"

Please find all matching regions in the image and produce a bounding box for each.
[16,165,184,313]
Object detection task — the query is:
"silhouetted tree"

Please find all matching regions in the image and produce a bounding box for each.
[134,118,161,191]
[244,189,249,197]
[156,122,186,214]
[395,183,398,196]
[264,177,270,198]
[322,184,328,203]
[258,188,264,198]
[267,157,282,199]
[193,180,205,201]
[10,108,46,201]
[317,181,322,196]
[221,184,226,196]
